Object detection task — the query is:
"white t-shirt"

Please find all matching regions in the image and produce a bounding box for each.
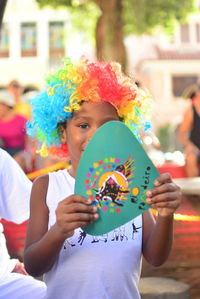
[44,169,143,299]
[0,149,31,223]
[0,149,32,279]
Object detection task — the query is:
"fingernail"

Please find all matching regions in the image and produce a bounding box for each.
[146,198,151,204]
[94,213,99,219]
[146,190,152,197]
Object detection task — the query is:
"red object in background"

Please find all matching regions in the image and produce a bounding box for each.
[0,218,28,260]
[157,162,187,179]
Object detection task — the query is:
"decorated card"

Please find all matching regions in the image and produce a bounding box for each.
[75,121,159,236]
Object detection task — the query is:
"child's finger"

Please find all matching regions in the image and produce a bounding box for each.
[55,207,99,237]
[63,194,92,205]
[154,173,172,186]
[146,182,178,198]
[146,191,177,204]
[63,212,99,223]
[57,195,96,214]
[60,202,98,214]
[150,198,180,210]
[57,213,99,235]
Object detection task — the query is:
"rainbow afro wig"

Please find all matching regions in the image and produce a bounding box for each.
[27,57,152,158]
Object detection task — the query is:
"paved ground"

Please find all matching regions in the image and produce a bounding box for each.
[141,195,200,299]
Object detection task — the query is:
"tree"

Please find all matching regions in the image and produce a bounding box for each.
[0,0,8,28]
[36,0,195,71]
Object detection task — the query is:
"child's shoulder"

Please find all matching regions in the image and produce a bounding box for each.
[33,174,49,189]
[34,169,69,187]
[49,168,71,180]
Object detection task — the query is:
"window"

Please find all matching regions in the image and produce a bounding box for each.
[180,24,190,43]
[0,23,9,57]
[21,23,37,57]
[196,23,200,43]
[172,76,198,97]
[49,22,65,61]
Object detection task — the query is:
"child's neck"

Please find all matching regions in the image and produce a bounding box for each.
[68,167,76,178]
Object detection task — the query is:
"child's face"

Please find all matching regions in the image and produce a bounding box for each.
[62,101,120,177]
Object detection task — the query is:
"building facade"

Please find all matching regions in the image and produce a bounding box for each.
[1,0,200,131]
[126,2,200,129]
[0,0,93,90]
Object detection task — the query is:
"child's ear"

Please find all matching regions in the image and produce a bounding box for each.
[61,129,67,144]
[60,125,67,144]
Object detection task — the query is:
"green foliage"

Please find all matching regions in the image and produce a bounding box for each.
[36,0,92,9]
[67,2,100,45]
[36,0,99,45]
[36,0,73,8]
[37,0,196,37]
[123,0,195,36]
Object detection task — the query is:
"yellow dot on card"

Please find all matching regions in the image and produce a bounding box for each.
[93,162,99,168]
[110,157,115,163]
[110,203,114,207]
[132,187,139,196]
[86,190,92,195]
[96,171,100,175]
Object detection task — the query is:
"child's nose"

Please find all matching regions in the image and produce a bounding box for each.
[88,126,98,140]
[85,126,98,147]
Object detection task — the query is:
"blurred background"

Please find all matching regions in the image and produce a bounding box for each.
[1,0,200,168]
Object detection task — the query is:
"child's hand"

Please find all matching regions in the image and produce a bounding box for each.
[12,262,29,275]
[146,173,181,217]
[55,195,99,239]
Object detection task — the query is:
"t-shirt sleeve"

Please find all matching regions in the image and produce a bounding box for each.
[0,149,32,223]
[0,224,18,279]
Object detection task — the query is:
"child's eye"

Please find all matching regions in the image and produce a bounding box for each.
[79,123,89,129]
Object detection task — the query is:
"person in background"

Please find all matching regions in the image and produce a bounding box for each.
[0,148,46,298]
[7,79,23,106]
[8,81,64,170]
[178,85,200,177]
[0,90,30,172]
[8,79,32,120]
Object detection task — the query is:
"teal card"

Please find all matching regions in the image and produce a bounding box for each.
[75,121,159,236]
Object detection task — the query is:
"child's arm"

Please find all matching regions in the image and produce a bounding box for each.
[142,173,181,266]
[24,175,98,277]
